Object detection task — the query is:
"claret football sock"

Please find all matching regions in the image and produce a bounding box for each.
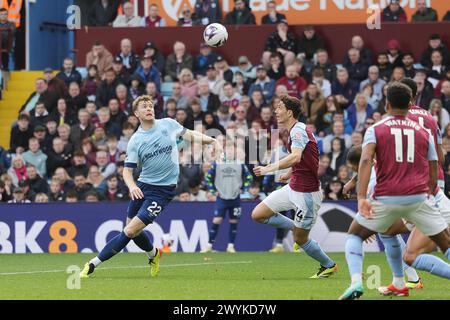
[97,231,132,263]
[412,254,450,279]
[300,239,335,268]
[264,213,295,230]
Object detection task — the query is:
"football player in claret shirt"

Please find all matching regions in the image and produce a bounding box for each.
[252,95,337,279]
[339,83,450,300]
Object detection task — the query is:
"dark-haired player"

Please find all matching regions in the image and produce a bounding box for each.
[252,95,337,279]
[339,83,450,300]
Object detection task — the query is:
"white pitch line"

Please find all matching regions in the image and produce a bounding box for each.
[0,260,253,276]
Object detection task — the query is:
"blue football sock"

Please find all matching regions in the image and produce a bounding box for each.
[345,234,364,283]
[412,254,450,279]
[133,231,154,252]
[97,232,132,262]
[264,213,294,230]
[208,223,220,244]
[300,239,335,268]
[229,223,238,244]
[379,234,404,278]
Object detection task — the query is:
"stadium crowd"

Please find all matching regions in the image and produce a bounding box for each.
[0,0,450,204]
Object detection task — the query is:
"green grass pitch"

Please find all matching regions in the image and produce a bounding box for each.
[0,252,449,300]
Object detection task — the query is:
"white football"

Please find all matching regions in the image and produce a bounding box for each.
[203,23,228,47]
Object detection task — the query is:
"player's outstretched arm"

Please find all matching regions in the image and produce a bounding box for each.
[254,148,302,176]
[357,143,376,218]
[123,167,143,200]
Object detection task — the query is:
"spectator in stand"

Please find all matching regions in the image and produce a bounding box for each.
[248,65,275,102]
[311,67,331,98]
[344,35,373,67]
[205,64,225,97]
[322,120,352,154]
[314,49,336,83]
[108,98,128,128]
[267,52,285,82]
[27,165,49,195]
[217,105,232,129]
[92,123,108,150]
[112,1,141,27]
[429,50,449,82]
[98,107,121,138]
[276,64,307,98]
[221,82,241,111]
[103,174,128,201]
[46,137,73,177]
[0,174,12,202]
[376,52,393,82]
[347,93,374,132]
[96,150,117,178]
[237,55,256,81]
[297,25,325,65]
[262,19,296,69]
[440,80,450,113]
[435,69,450,97]
[324,177,344,201]
[224,0,256,25]
[22,138,47,178]
[65,190,78,203]
[176,108,194,130]
[0,146,10,175]
[381,0,407,22]
[8,187,31,204]
[133,54,161,90]
[259,105,277,131]
[412,0,438,22]
[250,89,266,109]
[390,66,405,82]
[145,82,165,118]
[215,55,234,83]
[67,151,89,178]
[117,122,135,153]
[169,81,189,109]
[7,155,28,187]
[0,8,15,71]
[50,98,77,127]
[327,138,347,175]
[10,114,33,154]
[66,82,88,113]
[386,39,403,68]
[444,11,450,21]
[300,83,325,123]
[114,84,132,112]
[194,0,222,25]
[177,4,194,27]
[85,191,100,202]
[402,53,416,79]
[142,3,166,27]
[48,178,64,202]
[112,56,130,86]
[430,99,450,129]
[261,0,286,24]
[343,48,369,84]
[331,68,358,109]
[83,65,101,100]
[194,42,218,77]
[233,71,251,96]
[128,74,144,100]
[117,38,140,74]
[20,78,58,114]
[203,112,225,135]
[359,66,386,102]
[55,57,82,87]
[232,105,250,135]
[71,172,96,201]
[239,95,260,123]
[44,68,67,101]
[190,98,205,122]
[106,134,120,165]
[165,41,193,82]
[197,78,221,113]
[415,78,433,109]
[143,41,166,75]
[29,101,49,128]
[95,68,120,107]
[81,139,98,166]
[85,41,114,78]
[88,0,120,26]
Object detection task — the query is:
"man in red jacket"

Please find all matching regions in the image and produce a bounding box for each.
[275,65,307,99]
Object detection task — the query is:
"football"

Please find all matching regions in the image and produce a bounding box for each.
[203,23,228,47]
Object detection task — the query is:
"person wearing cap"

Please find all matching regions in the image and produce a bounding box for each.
[32,125,49,154]
[55,57,82,87]
[10,114,33,154]
[261,0,286,24]
[177,4,193,27]
[165,41,193,82]
[112,1,141,27]
[412,0,438,22]
[117,38,140,74]
[386,39,403,68]
[85,41,114,78]
[22,137,47,178]
[194,42,218,77]
[324,176,344,201]
[143,41,165,75]
[381,0,407,22]
[248,65,275,102]
[420,34,450,69]
[194,0,222,26]
[224,0,255,25]
[141,3,166,27]
[214,55,234,83]
[133,54,161,91]
[112,55,131,86]
[237,55,256,81]
[262,19,296,69]
[206,64,225,97]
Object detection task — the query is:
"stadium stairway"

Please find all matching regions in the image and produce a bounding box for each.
[0,71,40,149]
